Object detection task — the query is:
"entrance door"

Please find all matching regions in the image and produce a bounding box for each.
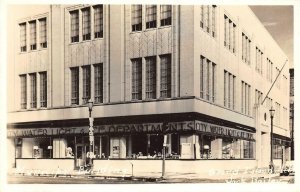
[76,144,89,167]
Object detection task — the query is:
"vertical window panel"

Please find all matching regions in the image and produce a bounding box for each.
[29,21,37,50]
[94,5,103,38]
[71,67,79,105]
[20,75,27,109]
[131,5,142,31]
[82,65,91,104]
[160,5,172,26]
[131,58,142,100]
[70,10,79,42]
[82,8,91,41]
[94,64,103,103]
[40,72,47,108]
[145,56,157,99]
[30,73,37,108]
[39,18,47,48]
[146,5,157,29]
[160,54,171,98]
[20,23,27,52]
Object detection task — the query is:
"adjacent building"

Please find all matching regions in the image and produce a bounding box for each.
[7,5,291,175]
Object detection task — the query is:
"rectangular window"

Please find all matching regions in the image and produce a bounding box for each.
[212,63,216,102]
[70,10,79,42]
[212,5,216,37]
[132,58,142,100]
[224,71,235,109]
[200,56,204,98]
[160,54,171,98]
[255,89,263,106]
[94,64,103,103]
[200,5,204,28]
[30,73,37,108]
[146,5,157,29]
[131,5,142,31]
[39,18,47,48]
[20,75,27,109]
[160,5,172,26]
[40,72,47,108]
[206,59,210,100]
[224,15,236,54]
[29,21,37,50]
[256,47,263,74]
[20,23,27,52]
[241,81,251,115]
[145,56,157,99]
[206,5,210,32]
[82,65,91,104]
[94,5,103,38]
[82,8,91,41]
[71,67,79,105]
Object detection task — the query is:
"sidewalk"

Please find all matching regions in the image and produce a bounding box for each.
[8,166,284,183]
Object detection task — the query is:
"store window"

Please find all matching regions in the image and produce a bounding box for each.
[131,134,147,158]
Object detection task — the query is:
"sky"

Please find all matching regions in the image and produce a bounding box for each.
[249,6,294,68]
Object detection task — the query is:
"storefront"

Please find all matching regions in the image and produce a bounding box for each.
[8,119,256,170]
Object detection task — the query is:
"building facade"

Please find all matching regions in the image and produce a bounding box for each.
[7,5,291,174]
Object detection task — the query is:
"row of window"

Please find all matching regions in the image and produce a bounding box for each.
[70,5,103,43]
[19,18,47,52]
[131,54,171,100]
[200,5,217,37]
[131,5,172,32]
[20,72,47,109]
[70,64,104,105]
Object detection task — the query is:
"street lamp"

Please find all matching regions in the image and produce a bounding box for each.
[87,99,94,167]
[269,106,275,173]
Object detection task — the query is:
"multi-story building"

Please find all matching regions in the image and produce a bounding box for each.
[7,5,291,175]
[289,68,294,160]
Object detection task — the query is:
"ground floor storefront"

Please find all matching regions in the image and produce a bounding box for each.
[7,113,291,174]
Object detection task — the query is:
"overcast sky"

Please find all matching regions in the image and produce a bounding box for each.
[249,6,294,68]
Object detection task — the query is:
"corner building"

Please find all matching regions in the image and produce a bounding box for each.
[7,5,291,175]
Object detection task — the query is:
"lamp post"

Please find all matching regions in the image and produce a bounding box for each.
[87,99,94,166]
[161,122,168,179]
[269,106,275,173]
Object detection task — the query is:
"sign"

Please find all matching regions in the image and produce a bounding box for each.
[181,143,192,159]
[7,120,255,140]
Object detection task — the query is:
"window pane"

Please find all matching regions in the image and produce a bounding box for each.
[40,72,47,107]
[94,5,103,38]
[131,58,142,100]
[82,65,91,103]
[82,8,91,40]
[39,18,47,48]
[94,64,103,103]
[70,10,79,42]
[20,23,27,52]
[145,56,156,99]
[160,5,172,26]
[20,75,27,109]
[29,21,36,50]
[71,67,79,104]
[146,5,156,29]
[131,5,142,31]
[30,73,37,108]
[160,54,171,98]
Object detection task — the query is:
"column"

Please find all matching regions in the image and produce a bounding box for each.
[211,138,222,159]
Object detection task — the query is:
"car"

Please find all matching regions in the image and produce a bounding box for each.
[280,160,294,176]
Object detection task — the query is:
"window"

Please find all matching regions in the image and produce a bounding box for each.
[266,58,273,82]
[224,15,236,53]
[255,47,263,74]
[70,10,79,42]
[71,67,79,105]
[160,5,172,26]
[40,72,47,108]
[131,58,142,100]
[206,5,210,32]
[20,75,27,109]
[94,5,103,38]
[241,81,251,115]
[224,70,235,109]
[20,23,27,52]
[29,21,37,50]
[242,33,251,64]
[212,5,216,37]
[255,89,263,105]
[146,5,157,29]
[160,54,171,98]
[94,64,103,103]
[39,18,47,48]
[131,5,142,31]
[145,56,156,99]
[200,55,216,102]
[275,67,281,89]
[200,5,204,28]
[82,8,91,41]
[29,73,37,108]
[82,65,91,104]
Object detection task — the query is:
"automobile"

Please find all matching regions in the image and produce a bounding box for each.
[280,160,294,176]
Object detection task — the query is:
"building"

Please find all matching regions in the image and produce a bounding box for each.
[7,5,291,175]
[289,68,294,160]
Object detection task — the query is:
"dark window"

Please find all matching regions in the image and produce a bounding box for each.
[94,64,103,103]
[146,5,157,29]
[131,5,142,31]
[82,65,91,104]
[160,54,171,98]
[71,67,79,105]
[145,56,156,99]
[131,58,142,100]
[160,5,172,26]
